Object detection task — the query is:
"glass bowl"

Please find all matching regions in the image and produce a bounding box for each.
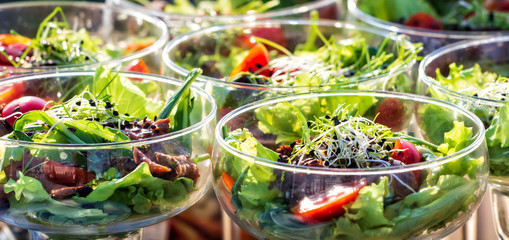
[212,91,488,240]
[110,0,342,37]
[163,19,419,119]
[347,0,507,54]
[419,36,509,239]
[0,71,216,239]
[0,1,169,78]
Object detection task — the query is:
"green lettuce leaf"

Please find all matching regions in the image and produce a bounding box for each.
[486,104,509,148]
[4,173,129,225]
[344,178,391,229]
[92,65,163,119]
[255,96,377,144]
[223,129,281,219]
[427,121,484,182]
[357,0,438,21]
[332,175,478,240]
[435,63,496,96]
[84,162,195,213]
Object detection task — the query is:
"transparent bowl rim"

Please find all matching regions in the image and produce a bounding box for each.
[215,90,486,176]
[0,70,217,150]
[113,0,338,21]
[0,1,169,71]
[419,35,509,106]
[347,0,509,39]
[162,19,417,89]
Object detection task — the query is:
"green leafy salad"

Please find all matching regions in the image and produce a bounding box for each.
[0,67,208,226]
[173,19,421,114]
[357,0,509,31]
[0,7,156,69]
[218,101,484,239]
[178,20,421,87]
[429,63,509,177]
[131,0,312,16]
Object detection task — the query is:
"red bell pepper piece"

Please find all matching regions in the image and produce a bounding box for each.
[230,44,271,78]
[221,172,234,191]
[126,59,150,74]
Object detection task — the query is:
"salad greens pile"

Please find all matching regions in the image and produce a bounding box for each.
[0,7,156,69]
[132,0,311,16]
[177,18,421,87]
[0,67,208,226]
[430,63,509,177]
[357,0,509,31]
[218,101,484,239]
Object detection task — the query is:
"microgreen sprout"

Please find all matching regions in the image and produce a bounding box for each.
[289,105,396,169]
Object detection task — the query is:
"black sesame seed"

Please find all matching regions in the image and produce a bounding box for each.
[255,63,263,69]
[89,100,96,106]
[290,142,296,148]
[125,113,130,116]
[154,116,158,121]
[151,124,157,129]
[143,116,148,122]
[105,101,112,108]
[75,101,81,106]
[68,127,76,132]
[113,111,119,116]
[325,115,330,119]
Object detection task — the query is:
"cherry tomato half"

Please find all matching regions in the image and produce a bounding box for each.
[405,12,443,30]
[3,96,47,126]
[291,179,367,224]
[485,0,509,12]
[391,139,423,165]
[374,98,405,131]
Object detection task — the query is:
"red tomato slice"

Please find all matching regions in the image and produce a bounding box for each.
[291,179,367,224]
[230,44,271,78]
[391,139,423,165]
[405,12,443,30]
[374,98,405,131]
[485,0,509,12]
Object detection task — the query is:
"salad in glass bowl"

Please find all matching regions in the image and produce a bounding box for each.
[419,36,509,238]
[347,0,509,54]
[0,67,216,239]
[212,91,488,240]
[0,1,168,78]
[163,19,421,119]
[110,0,341,36]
